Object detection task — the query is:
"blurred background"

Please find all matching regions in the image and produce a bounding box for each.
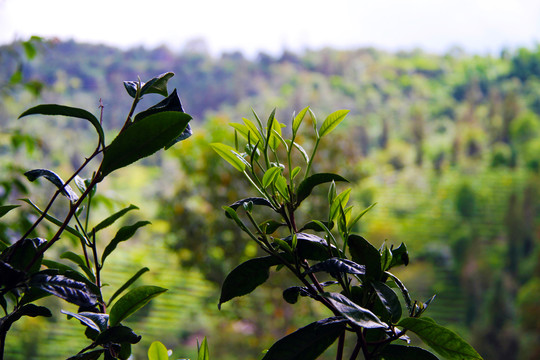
[1,0,540,359]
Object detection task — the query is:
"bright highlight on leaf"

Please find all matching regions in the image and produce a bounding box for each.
[210,143,246,171]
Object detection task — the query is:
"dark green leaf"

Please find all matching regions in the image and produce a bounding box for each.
[227,197,274,215]
[262,317,346,360]
[29,273,98,306]
[24,169,78,202]
[109,285,167,326]
[0,205,19,218]
[386,272,413,315]
[92,204,139,235]
[19,104,105,149]
[124,81,138,98]
[107,267,150,306]
[378,344,439,359]
[348,235,382,280]
[307,258,365,278]
[260,219,286,234]
[389,243,409,268]
[133,89,192,147]
[60,251,96,282]
[2,304,52,332]
[101,221,150,263]
[0,261,26,288]
[1,237,46,274]
[296,173,348,208]
[322,292,388,329]
[283,286,313,304]
[219,256,281,309]
[282,232,341,261]
[99,111,191,180]
[398,317,483,360]
[95,325,142,345]
[140,72,174,97]
[61,310,102,332]
[371,281,402,323]
[380,243,393,272]
[66,350,106,360]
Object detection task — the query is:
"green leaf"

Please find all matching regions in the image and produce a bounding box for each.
[292,106,310,136]
[219,256,281,309]
[99,110,191,180]
[227,197,274,214]
[92,204,139,235]
[19,104,105,149]
[148,341,169,360]
[20,198,85,242]
[2,237,46,274]
[283,232,341,260]
[319,110,350,137]
[372,281,402,323]
[306,258,365,277]
[0,205,20,218]
[29,273,98,307]
[229,123,250,140]
[140,72,174,97]
[274,175,289,199]
[389,243,409,268]
[95,325,142,345]
[1,304,52,332]
[60,251,96,282]
[386,271,413,314]
[348,235,382,280]
[198,337,210,360]
[101,221,151,263]
[291,141,310,163]
[322,292,388,329]
[262,317,346,360]
[347,203,376,232]
[296,173,348,208]
[109,285,167,326]
[107,267,150,306]
[398,317,483,360]
[262,166,283,189]
[61,310,102,332]
[243,117,264,145]
[211,143,246,171]
[329,189,351,222]
[133,89,192,147]
[24,169,79,202]
[378,344,439,359]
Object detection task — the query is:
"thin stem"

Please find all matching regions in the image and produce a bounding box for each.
[336,332,345,360]
[304,136,321,179]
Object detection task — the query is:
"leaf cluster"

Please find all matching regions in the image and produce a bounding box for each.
[0,73,191,359]
[213,108,483,359]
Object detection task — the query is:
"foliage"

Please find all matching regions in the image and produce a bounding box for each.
[0,72,192,359]
[212,108,482,359]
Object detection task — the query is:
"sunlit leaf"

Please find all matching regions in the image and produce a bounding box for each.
[92,204,139,235]
[0,205,20,218]
[109,285,167,326]
[319,110,350,137]
[148,341,169,360]
[211,143,246,171]
[398,317,483,360]
[292,106,310,136]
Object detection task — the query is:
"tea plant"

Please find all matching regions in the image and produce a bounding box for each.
[0,72,192,359]
[212,108,483,359]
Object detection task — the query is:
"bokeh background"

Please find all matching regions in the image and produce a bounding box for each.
[1,1,540,359]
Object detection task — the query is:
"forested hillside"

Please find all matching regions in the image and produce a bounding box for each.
[2,39,540,359]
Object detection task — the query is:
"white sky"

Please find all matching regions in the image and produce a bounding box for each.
[1,0,539,56]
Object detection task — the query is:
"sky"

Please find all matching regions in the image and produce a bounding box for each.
[1,0,539,57]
